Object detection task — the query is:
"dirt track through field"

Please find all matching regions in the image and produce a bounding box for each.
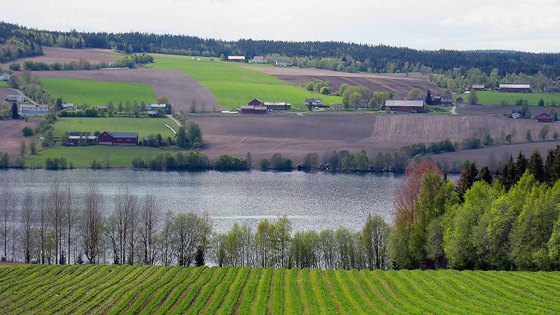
[0,119,40,156]
[1,47,119,69]
[240,66,445,97]
[31,68,222,112]
[187,113,560,162]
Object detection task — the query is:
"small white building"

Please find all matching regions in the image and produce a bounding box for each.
[275,60,291,67]
[62,103,75,110]
[252,56,267,64]
[19,104,49,117]
[227,56,246,62]
[0,73,9,81]
[7,95,25,102]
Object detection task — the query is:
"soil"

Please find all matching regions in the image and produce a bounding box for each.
[457,104,556,117]
[186,113,560,163]
[31,68,222,112]
[0,119,40,156]
[1,47,119,69]
[239,66,446,98]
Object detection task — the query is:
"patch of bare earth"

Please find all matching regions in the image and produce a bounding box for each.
[1,47,119,69]
[239,66,445,97]
[187,114,560,163]
[0,87,24,100]
[457,104,554,116]
[0,119,39,156]
[31,68,222,112]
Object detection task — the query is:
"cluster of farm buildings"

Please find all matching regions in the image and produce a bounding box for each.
[471,83,532,93]
[67,131,138,145]
[225,55,291,67]
[4,94,170,118]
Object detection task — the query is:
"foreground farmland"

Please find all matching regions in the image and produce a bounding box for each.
[40,78,157,106]
[0,265,559,314]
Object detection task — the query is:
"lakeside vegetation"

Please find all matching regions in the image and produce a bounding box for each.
[148,54,342,109]
[40,78,157,106]
[1,264,559,314]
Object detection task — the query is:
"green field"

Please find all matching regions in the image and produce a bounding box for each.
[41,78,157,106]
[456,90,560,106]
[25,145,170,168]
[52,117,175,139]
[1,265,559,314]
[147,54,342,109]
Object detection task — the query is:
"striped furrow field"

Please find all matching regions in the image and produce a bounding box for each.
[1,265,560,314]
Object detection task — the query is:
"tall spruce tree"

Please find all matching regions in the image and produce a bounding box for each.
[528,150,545,182]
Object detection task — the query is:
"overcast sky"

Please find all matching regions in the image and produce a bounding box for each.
[2,0,560,52]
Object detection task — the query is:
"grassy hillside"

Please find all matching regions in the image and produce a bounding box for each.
[25,145,169,168]
[456,90,560,106]
[147,54,343,110]
[41,78,157,105]
[52,117,175,139]
[1,265,559,314]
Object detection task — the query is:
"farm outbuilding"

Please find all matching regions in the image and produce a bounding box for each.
[383,100,426,113]
[472,84,485,91]
[499,83,531,93]
[252,56,267,64]
[535,113,552,123]
[97,131,138,145]
[263,102,291,110]
[240,105,267,114]
[7,95,25,102]
[227,56,246,62]
[19,104,50,117]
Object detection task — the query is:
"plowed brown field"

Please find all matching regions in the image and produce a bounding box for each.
[187,113,560,163]
[240,66,445,97]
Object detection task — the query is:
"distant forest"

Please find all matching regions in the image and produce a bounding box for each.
[1,21,560,78]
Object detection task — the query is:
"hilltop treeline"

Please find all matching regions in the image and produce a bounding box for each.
[1,21,560,77]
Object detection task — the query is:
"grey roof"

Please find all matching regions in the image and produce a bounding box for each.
[384,100,424,107]
[106,131,138,138]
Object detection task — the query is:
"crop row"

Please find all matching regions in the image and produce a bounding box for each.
[1,265,560,314]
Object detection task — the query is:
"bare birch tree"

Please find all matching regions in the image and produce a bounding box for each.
[83,184,103,264]
[140,194,159,265]
[20,191,35,264]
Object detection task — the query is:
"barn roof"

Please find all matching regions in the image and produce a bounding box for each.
[500,83,531,89]
[105,131,138,138]
[384,100,424,107]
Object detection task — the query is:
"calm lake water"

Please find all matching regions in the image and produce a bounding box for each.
[0,169,403,233]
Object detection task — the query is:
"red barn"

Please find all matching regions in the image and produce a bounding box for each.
[240,105,267,114]
[248,98,263,106]
[98,131,138,145]
[383,100,426,113]
[535,113,552,123]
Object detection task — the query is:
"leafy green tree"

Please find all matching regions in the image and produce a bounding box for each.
[445,182,501,269]
[526,129,532,142]
[539,125,550,141]
[303,153,319,169]
[538,98,545,107]
[407,88,422,100]
[510,183,559,270]
[21,126,33,137]
[468,90,478,105]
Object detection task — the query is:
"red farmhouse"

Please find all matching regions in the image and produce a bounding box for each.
[98,131,138,145]
[383,100,426,113]
[535,113,552,123]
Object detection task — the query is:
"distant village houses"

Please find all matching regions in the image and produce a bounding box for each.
[242,99,291,113]
[62,103,75,111]
[535,113,552,123]
[19,104,50,117]
[305,98,323,106]
[499,83,531,93]
[275,60,291,67]
[7,94,25,102]
[471,84,485,91]
[251,56,267,64]
[383,100,426,113]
